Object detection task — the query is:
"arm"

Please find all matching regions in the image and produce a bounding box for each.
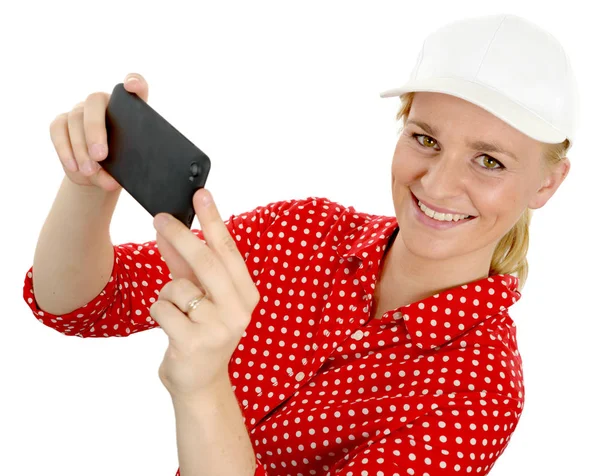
[24,195,311,338]
[32,175,121,315]
[171,377,259,476]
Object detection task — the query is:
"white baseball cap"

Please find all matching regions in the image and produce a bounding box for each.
[379,14,580,150]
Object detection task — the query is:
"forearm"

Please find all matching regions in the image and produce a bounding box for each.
[32,176,121,315]
[171,378,256,476]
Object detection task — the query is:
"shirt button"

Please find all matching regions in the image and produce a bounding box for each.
[295,372,305,382]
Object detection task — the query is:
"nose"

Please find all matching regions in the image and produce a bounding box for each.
[420,153,466,198]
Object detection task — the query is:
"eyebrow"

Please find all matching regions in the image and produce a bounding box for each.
[406,119,519,162]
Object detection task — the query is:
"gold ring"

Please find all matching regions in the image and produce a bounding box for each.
[186,293,207,314]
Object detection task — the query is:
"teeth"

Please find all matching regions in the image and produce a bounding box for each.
[418,200,471,222]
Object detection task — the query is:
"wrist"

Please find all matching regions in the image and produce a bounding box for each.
[63,174,120,199]
[170,374,233,409]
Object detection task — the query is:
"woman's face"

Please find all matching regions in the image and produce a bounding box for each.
[391,91,569,261]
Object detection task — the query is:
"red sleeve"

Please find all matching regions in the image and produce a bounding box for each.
[175,455,267,475]
[23,196,311,338]
[330,396,523,475]
[254,456,268,475]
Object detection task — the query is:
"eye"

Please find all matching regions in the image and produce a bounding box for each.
[411,133,506,172]
[475,155,505,172]
[412,133,439,150]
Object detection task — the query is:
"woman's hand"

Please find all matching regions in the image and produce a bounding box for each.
[149,189,260,400]
[50,72,150,192]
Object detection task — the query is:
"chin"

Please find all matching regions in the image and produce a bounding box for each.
[404,231,462,260]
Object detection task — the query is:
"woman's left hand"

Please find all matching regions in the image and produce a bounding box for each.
[149,188,260,400]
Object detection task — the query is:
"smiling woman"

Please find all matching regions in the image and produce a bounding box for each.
[22,12,579,476]
[392,91,571,292]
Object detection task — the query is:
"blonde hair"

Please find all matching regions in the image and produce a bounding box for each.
[395,92,570,292]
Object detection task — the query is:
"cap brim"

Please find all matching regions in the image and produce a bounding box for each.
[379,87,410,98]
[378,79,567,143]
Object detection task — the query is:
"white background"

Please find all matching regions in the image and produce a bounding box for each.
[2,1,597,475]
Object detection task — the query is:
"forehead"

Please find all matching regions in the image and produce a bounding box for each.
[411,92,510,127]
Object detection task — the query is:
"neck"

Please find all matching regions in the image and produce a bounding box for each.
[376,229,496,309]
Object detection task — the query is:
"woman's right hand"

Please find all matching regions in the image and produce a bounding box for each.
[49,73,150,192]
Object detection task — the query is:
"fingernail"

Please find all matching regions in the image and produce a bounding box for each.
[125,76,138,85]
[90,143,107,159]
[82,160,99,175]
[67,158,78,172]
[201,190,213,207]
[154,213,171,229]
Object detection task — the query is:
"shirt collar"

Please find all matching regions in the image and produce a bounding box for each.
[334,207,399,266]
[334,206,522,350]
[400,273,521,350]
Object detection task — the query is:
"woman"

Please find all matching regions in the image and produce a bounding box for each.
[24,13,577,476]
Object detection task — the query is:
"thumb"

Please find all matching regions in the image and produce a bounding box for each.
[155,230,204,291]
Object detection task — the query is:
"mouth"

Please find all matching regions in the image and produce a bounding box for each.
[410,191,477,228]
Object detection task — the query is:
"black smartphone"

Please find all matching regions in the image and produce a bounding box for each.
[102,83,211,228]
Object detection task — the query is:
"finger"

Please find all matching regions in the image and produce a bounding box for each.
[83,91,110,165]
[123,72,150,102]
[158,278,209,323]
[67,102,99,176]
[91,168,122,192]
[153,214,236,309]
[193,190,260,312]
[156,230,201,286]
[149,299,194,343]
[49,113,79,172]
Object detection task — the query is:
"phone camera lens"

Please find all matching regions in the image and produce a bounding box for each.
[190,162,199,176]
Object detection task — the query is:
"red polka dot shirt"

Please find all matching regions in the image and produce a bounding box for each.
[23,196,525,476]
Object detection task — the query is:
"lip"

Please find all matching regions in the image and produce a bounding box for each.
[412,193,471,216]
[410,191,476,230]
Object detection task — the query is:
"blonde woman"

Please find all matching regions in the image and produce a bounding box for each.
[25,13,578,476]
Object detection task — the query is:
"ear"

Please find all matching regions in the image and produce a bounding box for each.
[528,157,570,210]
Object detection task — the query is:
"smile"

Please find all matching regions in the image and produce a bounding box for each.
[410,191,476,230]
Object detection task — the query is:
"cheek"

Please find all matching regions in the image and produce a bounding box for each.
[391,151,421,182]
[474,186,524,219]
